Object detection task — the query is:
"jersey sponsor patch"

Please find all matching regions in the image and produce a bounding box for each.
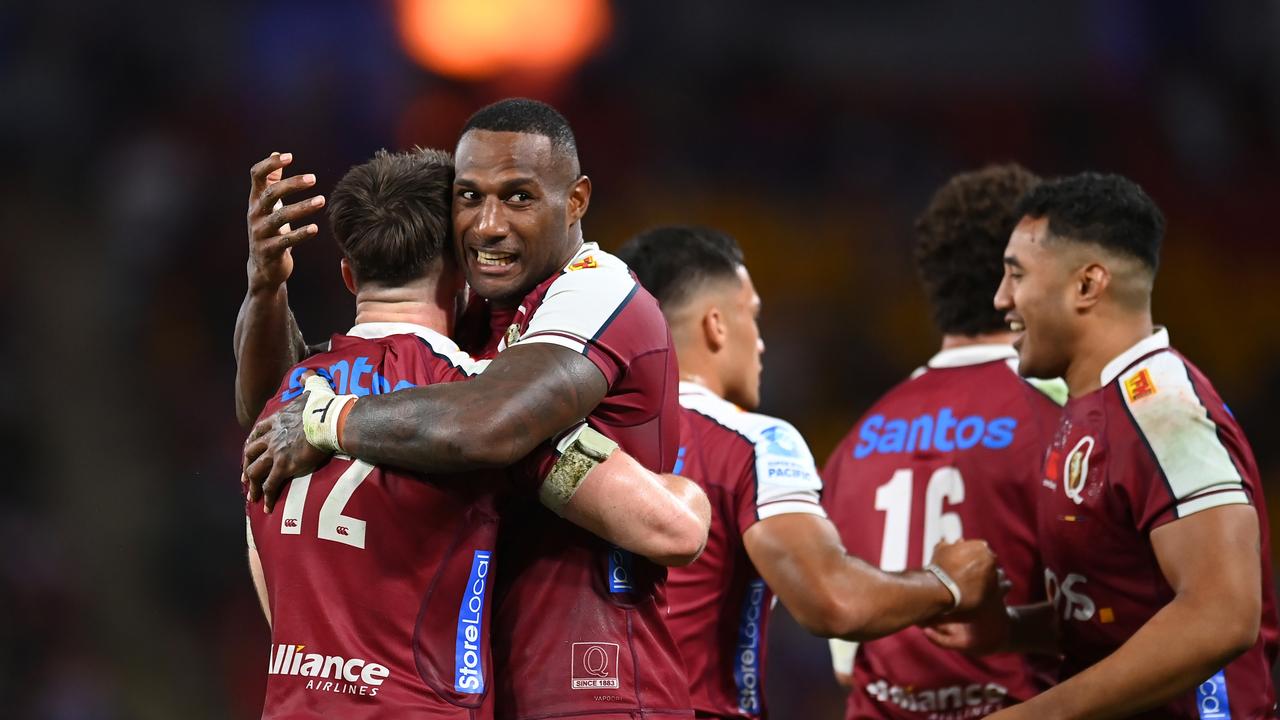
[1124,368,1158,402]
[734,578,766,715]
[571,642,620,689]
[853,409,1016,458]
[567,255,598,271]
[267,643,390,697]
[454,549,492,694]
[1197,669,1231,719]
[607,545,634,593]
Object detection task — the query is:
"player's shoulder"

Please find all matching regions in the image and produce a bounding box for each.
[541,243,637,295]
[679,384,813,460]
[1110,346,1224,439]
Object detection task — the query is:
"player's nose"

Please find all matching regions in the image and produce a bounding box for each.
[993,275,1013,311]
[474,196,510,240]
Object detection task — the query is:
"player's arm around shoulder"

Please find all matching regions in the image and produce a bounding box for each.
[540,426,710,566]
[341,341,609,473]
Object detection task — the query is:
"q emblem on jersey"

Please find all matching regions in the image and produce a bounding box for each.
[1064,436,1095,505]
[571,642,620,689]
[1124,368,1158,402]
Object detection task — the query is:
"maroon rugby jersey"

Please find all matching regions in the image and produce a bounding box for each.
[822,345,1062,719]
[666,382,826,719]
[479,243,690,720]
[1037,328,1277,718]
[248,323,499,719]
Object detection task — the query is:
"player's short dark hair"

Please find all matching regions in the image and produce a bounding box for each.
[460,98,580,171]
[327,148,454,286]
[1015,171,1165,271]
[616,226,745,313]
[914,164,1042,336]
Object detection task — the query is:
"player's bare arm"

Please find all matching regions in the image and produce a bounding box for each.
[983,504,1261,720]
[233,151,324,427]
[244,342,609,509]
[743,513,1001,640]
[556,449,711,567]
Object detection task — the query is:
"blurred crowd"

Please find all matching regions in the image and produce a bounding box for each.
[2,1,1278,718]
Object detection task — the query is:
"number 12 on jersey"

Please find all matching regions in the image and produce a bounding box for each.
[873,467,965,571]
[276,458,374,549]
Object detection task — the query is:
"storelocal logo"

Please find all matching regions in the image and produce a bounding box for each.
[268,643,389,697]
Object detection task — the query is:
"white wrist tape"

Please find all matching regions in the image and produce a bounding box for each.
[539,424,618,514]
[925,563,963,610]
[301,374,356,453]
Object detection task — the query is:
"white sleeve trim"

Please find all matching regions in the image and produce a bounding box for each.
[1175,489,1250,518]
[757,499,827,521]
[1121,353,1243,514]
[246,515,256,551]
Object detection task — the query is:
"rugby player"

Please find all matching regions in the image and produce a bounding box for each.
[929,172,1278,718]
[238,99,699,719]
[245,148,707,718]
[821,165,1063,719]
[617,226,1003,720]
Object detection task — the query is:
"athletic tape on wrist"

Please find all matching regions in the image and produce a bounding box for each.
[540,425,618,514]
[924,563,963,611]
[301,374,356,453]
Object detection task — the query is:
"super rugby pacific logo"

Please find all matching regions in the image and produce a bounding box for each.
[454,550,492,694]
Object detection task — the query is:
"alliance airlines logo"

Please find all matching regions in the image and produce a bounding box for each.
[864,678,1008,717]
[853,409,1016,459]
[267,643,389,697]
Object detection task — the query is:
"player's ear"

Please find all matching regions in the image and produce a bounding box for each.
[1076,262,1109,309]
[567,175,591,227]
[702,305,727,353]
[340,259,358,296]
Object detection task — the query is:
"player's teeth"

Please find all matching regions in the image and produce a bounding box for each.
[1010,321,1025,332]
[477,251,514,266]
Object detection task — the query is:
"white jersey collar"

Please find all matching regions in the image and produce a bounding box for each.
[679,380,720,399]
[560,241,600,270]
[1100,327,1171,387]
[926,344,1018,369]
[347,321,459,352]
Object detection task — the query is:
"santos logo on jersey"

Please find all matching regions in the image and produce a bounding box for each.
[853,409,1016,458]
[267,643,389,697]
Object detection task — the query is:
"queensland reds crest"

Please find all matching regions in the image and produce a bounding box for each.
[1063,436,1095,505]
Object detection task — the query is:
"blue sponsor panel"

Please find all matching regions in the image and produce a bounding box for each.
[608,545,634,593]
[454,550,492,693]
[1197,669,1231,720]
[853,408,1017,458]
[673,446,687,476]
[735,578,766,715]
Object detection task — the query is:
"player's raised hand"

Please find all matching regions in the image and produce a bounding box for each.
[242,393,330,512]
[930,538,999,613]
[246,151,324,293]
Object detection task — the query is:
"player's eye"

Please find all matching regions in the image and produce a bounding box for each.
[458,190,479,202]
[507,191,533,203]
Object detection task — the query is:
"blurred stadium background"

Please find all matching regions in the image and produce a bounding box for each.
[2,1,1278,717]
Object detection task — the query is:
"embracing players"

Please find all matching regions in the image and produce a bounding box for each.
[239,99,705,719]
[243,147,708,718]
[822,165,1064,718]
[930,172,1278,718]
[617,226,1004,720]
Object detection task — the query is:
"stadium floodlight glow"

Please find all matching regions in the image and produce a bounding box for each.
[394,0,611,80]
